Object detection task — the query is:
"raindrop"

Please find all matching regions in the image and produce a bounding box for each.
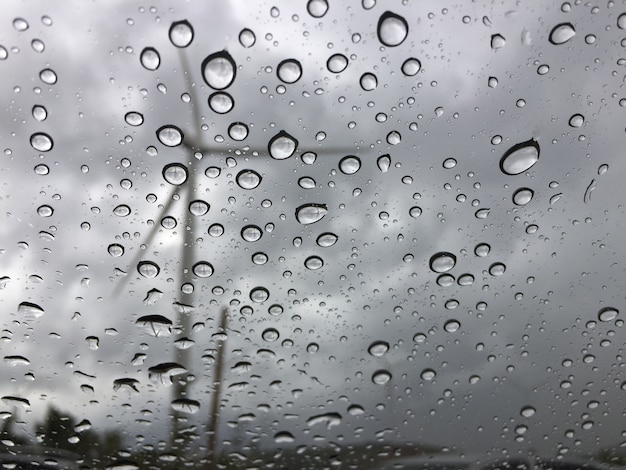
[298,176,316,189]
[192,261,213,278]
[208,223,224,237]
[169,20,194,48]
[205,166,221,178]
[474,243,490,257]
[339,155,361,174]
[429,252,456,273]
[409,206,422,218]
[348,405,365,415]
[174,337,195,349]
[137,261,160,278]
[444,319,461,332]
[171,398,200,414]
[386,131,401,145]
[268,130,298,159]
[457,274,474,286]
[437,274,455,287]
[549,23,576,45]
[148,363,187,386]
[140,47,160,70]
[277,59,303,84]
[125,112,144,127]
[239,28,256,48]
[618,13,626,29]
[162,163,188,185]
[113,378,140,394]
[228,122,249,141]
[0,46,6,60]
[252,252,268,265]
[113,204,131,217]
[241,225,263,242]
[499,139,540,175]
[262,327,279,341]
[307,412,342,428]
[520,406,536,418]
[274,431,295,443]
[598,164,608,175]
[136,315,172,337]
[327,53,348,73]
[236,170,262,189]
[37,204,53,217]
[443,158,457,169]
[377,154,391,172]
[488,76,498,88]
[34,164,49,175]
[201,51,237,90]
[296,203,328,224]
[598,307,618,322]
[377,11,409,47]
[302,151,317,164]
[569,114,584,128]
[189,200,209,216]
[208,92,234,114]
[490,34,506,50]
[421,368,436,381]
[368,341,389,357]
[316,232,338,247]
[512,187,534,205]
[30,132,53,152]
[304,256,324,270]
[156,125,183,147]
[307,0,329,18]
[161,216,177,229]
[18,301,45,318]
[359,73,378,91]
[32,39,44,53]
[489,262,506,276]
[13,18,29,31]
[401,58,421,76]
[108,244,125,257]
[4,355,30,367]
[85,336,99,350]
[1,396,30,409]
[372,370,392,385]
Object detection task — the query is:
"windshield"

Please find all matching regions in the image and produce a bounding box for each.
[1,1,625,469]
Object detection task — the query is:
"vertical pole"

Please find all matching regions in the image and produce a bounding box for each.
[207,306,228,467]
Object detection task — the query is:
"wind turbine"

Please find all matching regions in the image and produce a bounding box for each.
[114,32,355,466]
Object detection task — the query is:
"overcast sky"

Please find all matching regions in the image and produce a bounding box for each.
[1,0,625,465]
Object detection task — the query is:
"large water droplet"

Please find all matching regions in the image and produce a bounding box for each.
[136,314,172,337]
[192,261,213,278]
[304,255,324,270]
[236,170,262,189]
[368,341,389,357]
[377,11,409,47]
[208,92,234,114]
[429,252,456,273]
[262,327,279,341]
[421,368,436,381]
[444,319,461,332]
[228,122,249,141]
[274,431,295,443]
[499,139,540,175]
[171,398,200,414]
[125,112,144,127]
[512,187,534,206]
[339,155,361,174]
[569,113,584,128]
[108,243,125,257]
[307,412,342,428]
[359,72,378,91]
[18,301,45,318]
[189,200,209,216]
[241,225,263,242]
[239,28,256,48]
[32,105,47,121]
[377,154,391,172]
[490,34,506,50]
[137,261,160,278]
[372,369,392,385]
[489,262,506,276]
[156,125,183,147]
[113,204,131,217]
[401,58,421,76]
[148,362,187,386]
[30,132,53,152]
[201,51,236,90]
[169,20,194,48]
[520,406,536,418]
[296,204,328,224]
[316,232,338,247]
[277,59,303,84]
[162,163,188,185]
[13,18,29,32]
[268,130,298,159]
[307,0,329,18]
[598,307,618,322]
[327,53,348,73]
[549,23,576,45]
[140,47,160,70]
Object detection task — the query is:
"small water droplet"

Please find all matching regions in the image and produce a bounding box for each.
[437,274,455,287]
[236,169,262,189]
[429,252,456,273]
[31,38,45,53]
[500,139,540,175]
[549,23,576,45]
[140,47,160,70]
[162,163,188,185]
[298,176,316,189]
[277,59,303,84]
[189,199,209,216]
[202,51,237,90]
[34,164,49,175]
[339,155,361,174]
[377,11,409,47]
[30,132,53,152]
[268,130,298,159]
[252,252,268,265]
[296,204,328,224]
[208,92,234,114]
[136,314,172,336]
[457,274,474,286]
[488,76,498,88]
[137,261,160,278]
[37,204,53,217]
[18,301,45,318]
[208,223,224,237]
[443,158,457,169]
[171,398,200,414]
[512,187,534,206]
[372,369,392,385]
[169,20,194,48]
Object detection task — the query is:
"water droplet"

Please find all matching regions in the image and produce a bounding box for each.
[189,200,209,216]
[499,139,540,175]
[401,58,421,76]
[262,327,279,341]
[372,369,392,385]
[125,112,144,127]
[112,204,131,217]
[31,39,45,53]
[236,169,262,189]
[307,412,342,428]
[85,336,99,350]
[512,187,534,206]
[359,72,378,91]
[569,113,584,128]
[241,225,263,242]
[136,315,172,337]
[37,204,54,217]
[18,301,45,318]
[458,274,474,286]
[113,378,140,394]
[489,262,506,276]
[1,396,30,409]
[598,307,618,322]
[488,76,498,88]
[162,163,188,185]
[34,164,49,175]
[316,232,338,247]
[304,256,324,270]
[474,243,491,257]
[192,261,213,278]
[108,243,125,257]
[239,28,256,48]
[549,23,575,45]
[268,130,298,159]
[368,341,389,357]
[0,46,7,60]
[520,406,536,418]
[208,223,224,237]
[444,319,461,332]
[277,59,303,84]
[30,132,53,152]
[618,13,626,29]
[298,176,316,189]
[274,431,295,443]
[377,11,408,47]
[202,51,237,90]
[296,204,328,224]
[429,252,456,273]
[252,252,268,265]
[437,274,455,287]
[377,154,391,172]
[421,368,436,381]
[386,131,401,145]
[490,34,506,50]
[148,363,187,386]
[537,64,550,75]
[443,158,457,169]
[169,20,194,48]
[13,18,29,31]
[140,47,160,70]
[307,0,329,17]
[339,155,361,174]
[327,53,348,73]
[137,261,160,278]
[228,122,249,141]
[409,206,422,218]
[161,216,177,229]
[156,125,183,147]
[208,92,234,114]
[171,398,200,414]
[4,355,30,366]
